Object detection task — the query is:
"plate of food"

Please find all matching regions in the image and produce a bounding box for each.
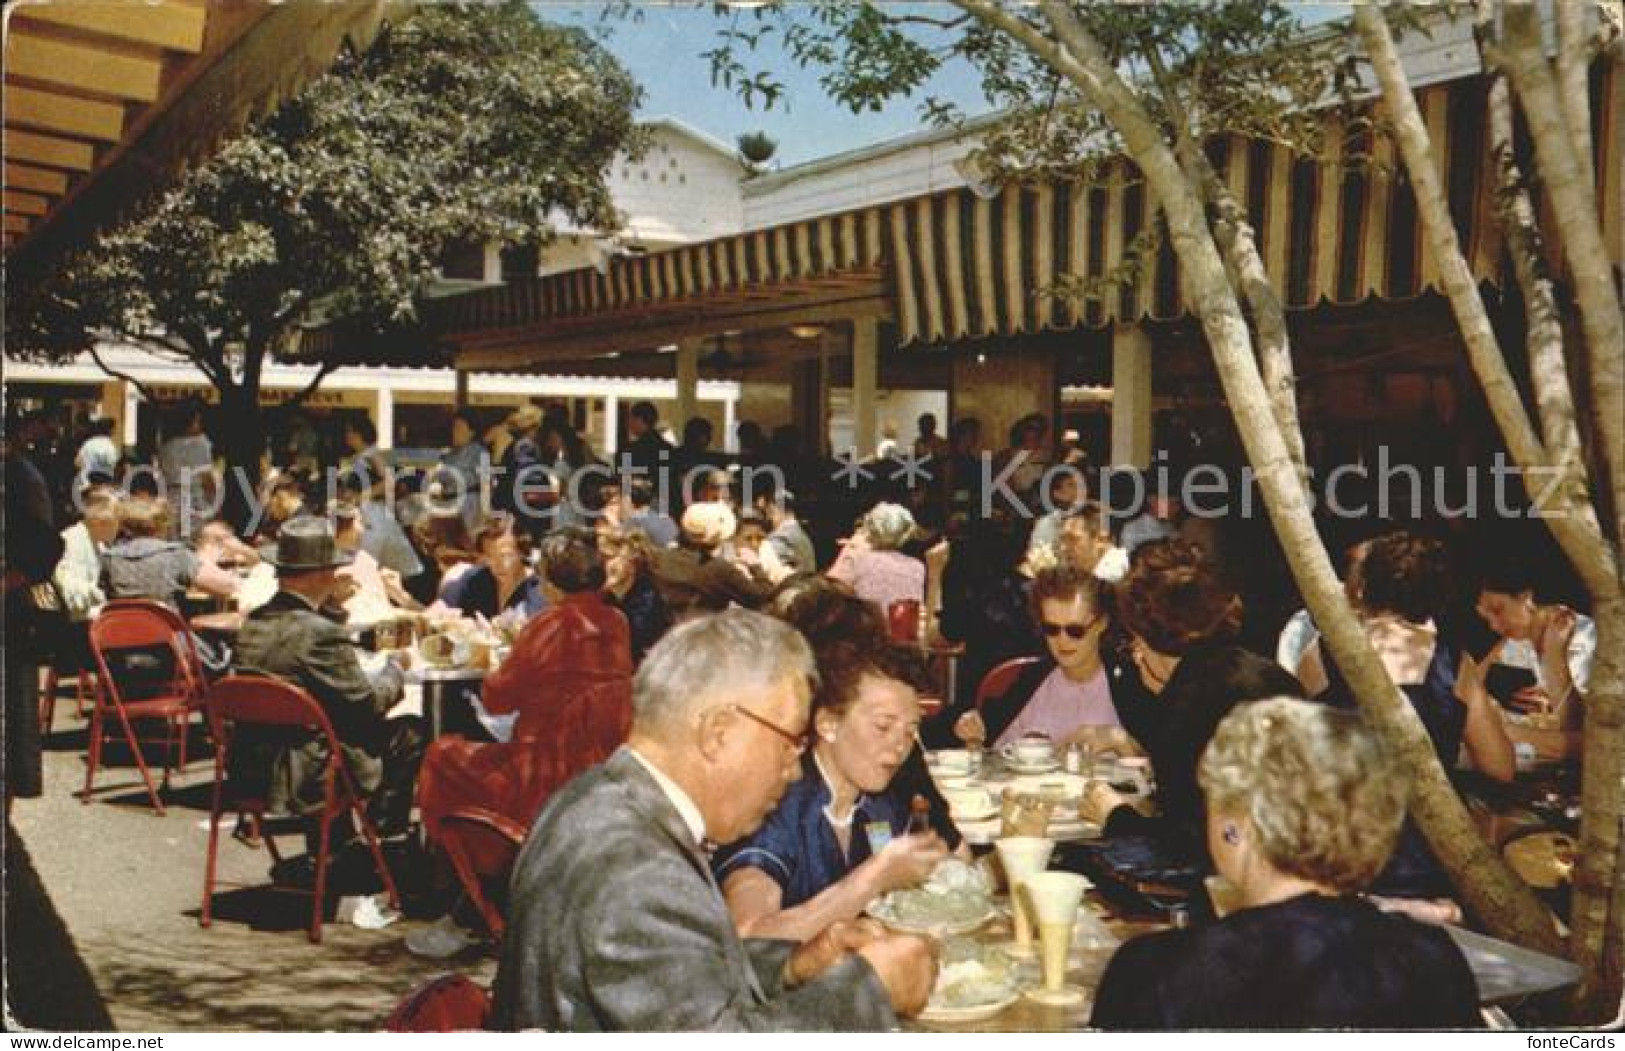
[867,858,997,935]
[918,939,1020,1023]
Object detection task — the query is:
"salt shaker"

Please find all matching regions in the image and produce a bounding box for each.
[1063,742,1084,774]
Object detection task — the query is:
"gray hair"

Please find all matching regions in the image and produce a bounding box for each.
[863,502,916,551]
[632,609,817,735]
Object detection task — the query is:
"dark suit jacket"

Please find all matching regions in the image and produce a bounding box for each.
[232,590,404,815]
[491,748,897,1032]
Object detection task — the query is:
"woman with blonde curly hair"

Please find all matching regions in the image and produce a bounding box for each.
[1092,698,1480,1029]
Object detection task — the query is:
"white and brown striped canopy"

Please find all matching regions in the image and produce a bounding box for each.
[305,64,1620,366]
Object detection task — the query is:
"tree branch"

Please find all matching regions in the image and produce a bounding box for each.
[86,343,164,408]
[1011,0,1564,957]
[276,358,340,415]
[1480,20,1598,543]
[1142,38,1308,475]
[1502,1,1625,558]
[1556,0,1597,195]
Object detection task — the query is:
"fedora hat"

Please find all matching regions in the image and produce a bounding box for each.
[261,514,354,571]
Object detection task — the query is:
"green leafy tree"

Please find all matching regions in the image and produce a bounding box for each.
[7,0,640,527]
[698,0,1625,1016]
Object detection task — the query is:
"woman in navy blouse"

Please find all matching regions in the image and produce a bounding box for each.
[714,639,964,943]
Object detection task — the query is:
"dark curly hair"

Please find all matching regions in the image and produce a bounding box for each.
[1359,531,1450,624]
[769,576,885,650]
[812,639,935,717]
[1116,538,1242,655]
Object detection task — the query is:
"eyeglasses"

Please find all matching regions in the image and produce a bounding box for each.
[729,703,810,754]
[1041,615,1102,640]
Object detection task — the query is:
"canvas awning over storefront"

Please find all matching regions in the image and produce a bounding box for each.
[300,61,1620,373]
[4,0,407,272]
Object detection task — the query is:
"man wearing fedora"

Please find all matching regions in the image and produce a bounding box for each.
[233,516,425,867]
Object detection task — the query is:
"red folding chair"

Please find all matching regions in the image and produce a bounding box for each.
[974,656,1043,710]
[200,674,400,943]
[39,667,95,735]
[83,600,208,812]
[384,974,490,1032]
[438,806,528,939]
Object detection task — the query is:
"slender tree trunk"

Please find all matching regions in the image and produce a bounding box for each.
[1361,4,1624,1018]
[1191,153,1309,475]
[960,0,1567,954]
[1501,4,1625,551]
[1575,599,1625,1021]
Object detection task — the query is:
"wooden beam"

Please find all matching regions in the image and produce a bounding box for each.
[17,1,208,54]
[5,190,49,216]
[4,214,32,235]
[459,294,893,370]
[3,129,94,171]
[5,31,164,102]
[5,162,68,195]
[4,86,125,142]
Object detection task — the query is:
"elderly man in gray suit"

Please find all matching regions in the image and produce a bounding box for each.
[233,515,423,851]
[492,608,937,1031]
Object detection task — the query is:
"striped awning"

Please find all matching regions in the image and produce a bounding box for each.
[889,62,1622,347]
[303,62,1619,366]
[437,208,887,332]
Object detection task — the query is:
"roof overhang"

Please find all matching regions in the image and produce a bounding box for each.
[4,0,409,274]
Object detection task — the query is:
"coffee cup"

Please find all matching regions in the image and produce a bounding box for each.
[930,749,974,777]
[1000,733,1055,767]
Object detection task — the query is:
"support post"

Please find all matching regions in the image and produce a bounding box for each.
[852,318,879,459]
[375,386,395,451]
[675,339,701,431]
[603,394,620,456]
[1110,324,1153,468]
[453,368,470,410]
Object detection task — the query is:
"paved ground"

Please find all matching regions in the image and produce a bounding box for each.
[9,700,497,1032]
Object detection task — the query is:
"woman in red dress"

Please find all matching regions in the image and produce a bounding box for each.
[417,527,633,842]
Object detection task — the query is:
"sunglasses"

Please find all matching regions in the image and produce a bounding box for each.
[730,703,810,754]
[1041,616,1102,640]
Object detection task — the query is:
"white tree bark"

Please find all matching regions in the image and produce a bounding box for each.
[1360,3,1625,1020]
[1501,3,1625,554]
[950,0,1567,956]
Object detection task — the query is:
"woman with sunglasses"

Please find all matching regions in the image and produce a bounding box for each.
[714,637,962,944]
[952,564,1123,749]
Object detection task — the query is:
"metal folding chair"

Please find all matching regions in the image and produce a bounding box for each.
[438,806,527,939]
[200,674,400,943]
[83,600,207,812]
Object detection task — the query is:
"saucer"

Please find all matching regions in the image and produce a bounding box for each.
[1004,756,1061,775]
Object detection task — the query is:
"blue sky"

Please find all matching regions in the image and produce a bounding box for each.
[535,2,1352,169]
[536,2,998,167]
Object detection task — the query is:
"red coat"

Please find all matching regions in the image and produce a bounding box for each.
[418,591,633,840]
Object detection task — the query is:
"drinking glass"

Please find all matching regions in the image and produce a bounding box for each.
[1023,870,1089,1005]
[994,836,1054,959]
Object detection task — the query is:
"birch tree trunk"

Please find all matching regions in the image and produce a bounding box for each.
[1501,4,1625,551]
[953,0,1566,955]
[1358,4,1624,1020]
